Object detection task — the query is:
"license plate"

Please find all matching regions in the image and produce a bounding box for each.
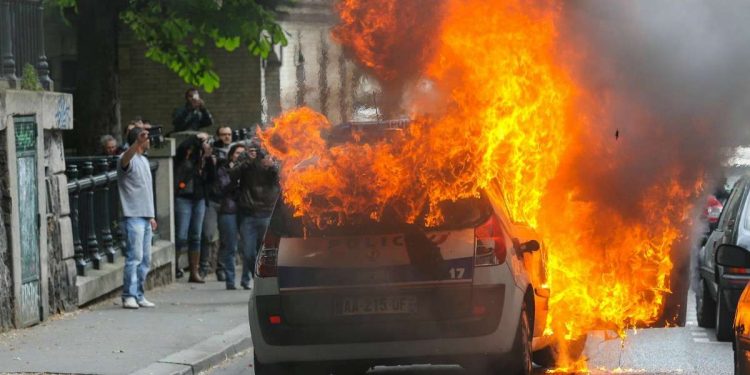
[335,295,418,316]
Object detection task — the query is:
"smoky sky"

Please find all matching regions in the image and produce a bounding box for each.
[332,0,750,220]
[558,1,750,220]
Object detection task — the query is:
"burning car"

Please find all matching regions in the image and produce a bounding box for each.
[247,120,579,374]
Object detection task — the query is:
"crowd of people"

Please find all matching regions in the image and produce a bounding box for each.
[175,136,280,289]
[115,88,281,309]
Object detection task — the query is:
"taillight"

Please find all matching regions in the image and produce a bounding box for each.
[256,232,280,278]
[725,267,750,275]
[704,196,723,223]
[256,248,278,278]
[707,206,722,223]
[264,231,280,249]
[475,215,507,266]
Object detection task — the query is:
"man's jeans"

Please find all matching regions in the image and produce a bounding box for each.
[219,213,239,287]
[122,217,152,301]
[238,213,271,286]
[175,197,206,253]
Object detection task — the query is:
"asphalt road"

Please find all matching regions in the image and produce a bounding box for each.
[203,293,734,375]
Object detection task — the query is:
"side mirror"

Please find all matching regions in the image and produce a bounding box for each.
[518,240,540,254]
[716,244,750,267]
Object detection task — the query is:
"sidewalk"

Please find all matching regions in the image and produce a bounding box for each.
[0,276,252,375]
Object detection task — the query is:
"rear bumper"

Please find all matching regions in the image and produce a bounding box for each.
[718,273,750,309]
[250,285,524,364]
[719,273,750,290]
[256,286,504,346]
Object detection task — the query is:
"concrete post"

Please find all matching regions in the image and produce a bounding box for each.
[148,138,176,245]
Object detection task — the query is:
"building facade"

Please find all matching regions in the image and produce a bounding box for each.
[265,0,380,125]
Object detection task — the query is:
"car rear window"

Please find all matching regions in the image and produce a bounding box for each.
[268,193,493,238]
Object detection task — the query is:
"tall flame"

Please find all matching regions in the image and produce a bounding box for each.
[262,0,701,370]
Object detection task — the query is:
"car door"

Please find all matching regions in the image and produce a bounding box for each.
[704,179,747,294]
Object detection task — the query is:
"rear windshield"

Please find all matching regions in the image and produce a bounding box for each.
[268,193,492,238]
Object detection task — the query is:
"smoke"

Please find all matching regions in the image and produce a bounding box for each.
[558,1,750,219]
[331,0,446,115]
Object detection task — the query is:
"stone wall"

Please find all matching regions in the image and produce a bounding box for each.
[44,16,266,139]
[44,130,77,313]
[0,128,13,331]
[118,40,264,136]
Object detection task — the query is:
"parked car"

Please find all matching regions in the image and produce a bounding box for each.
[697,176,750,341]
[248,175,577,374]
[716,244,750,374]
[704,195,725,231]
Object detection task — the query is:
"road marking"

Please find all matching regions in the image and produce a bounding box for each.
[690,331,707,336]
[693,337,711,343]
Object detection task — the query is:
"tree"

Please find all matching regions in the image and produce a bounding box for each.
[49,0,288,154]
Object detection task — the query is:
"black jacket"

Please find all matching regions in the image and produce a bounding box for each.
[174,135,215,200]
[230,156,280,217]
[172,104,214,132]
[216,161,239,214]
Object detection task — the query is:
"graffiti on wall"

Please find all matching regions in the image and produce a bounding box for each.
[54,96,72,130]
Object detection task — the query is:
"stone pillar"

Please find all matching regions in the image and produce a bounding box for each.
[0,89,74,330]
[147,138,176,245]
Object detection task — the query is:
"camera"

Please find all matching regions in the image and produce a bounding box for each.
[148,125,165,148]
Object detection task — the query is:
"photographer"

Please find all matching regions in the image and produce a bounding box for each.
[118,127,157,309]
[174,133,216,283]
[217,143,245,289]
[200,126,232,281]
[199,126,233,280]
[212,126,233,160]
[172,88,214,132]
[230,142,280,289]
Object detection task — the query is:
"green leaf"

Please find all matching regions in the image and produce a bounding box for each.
[116,0,288,91]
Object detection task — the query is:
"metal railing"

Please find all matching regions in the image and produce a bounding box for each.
[0,0,51,88]
[66,156,158,276]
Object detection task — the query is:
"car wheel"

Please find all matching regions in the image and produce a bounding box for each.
[696,279,717,328]
[509,302,533,375]
[735,343,742,375]
[716,287,734,342]
[253,353,291,375]
[333,364,371,374]
[532,334,587,368]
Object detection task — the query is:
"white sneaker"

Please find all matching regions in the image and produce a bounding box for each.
[137,298,156,308]
[122,297,139,309]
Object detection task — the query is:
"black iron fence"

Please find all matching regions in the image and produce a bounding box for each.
[0,0,51,89]
[66,156,158,276]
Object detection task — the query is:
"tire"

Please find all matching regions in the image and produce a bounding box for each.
[293,363,330,375]
[333,364,371,374]
[735,343,742,375]
[509,302,533,375]
[696,279,717,328]
[532,334,587,368]
[253,353,290,375]
[716,287,735,342]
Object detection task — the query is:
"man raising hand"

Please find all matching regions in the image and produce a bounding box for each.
[118,127,157,309]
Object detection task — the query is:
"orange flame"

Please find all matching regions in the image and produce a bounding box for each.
[262,0,701,371]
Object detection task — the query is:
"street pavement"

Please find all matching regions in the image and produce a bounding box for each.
[0,275,252,375]
[205,293,735,375]
[0,278,735,375]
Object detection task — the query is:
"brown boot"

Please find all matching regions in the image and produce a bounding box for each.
[188,252,205,283]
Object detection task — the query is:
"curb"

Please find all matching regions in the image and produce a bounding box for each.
[131,323,252,375]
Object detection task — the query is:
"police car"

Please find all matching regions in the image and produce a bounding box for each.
[247,174,571,374]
